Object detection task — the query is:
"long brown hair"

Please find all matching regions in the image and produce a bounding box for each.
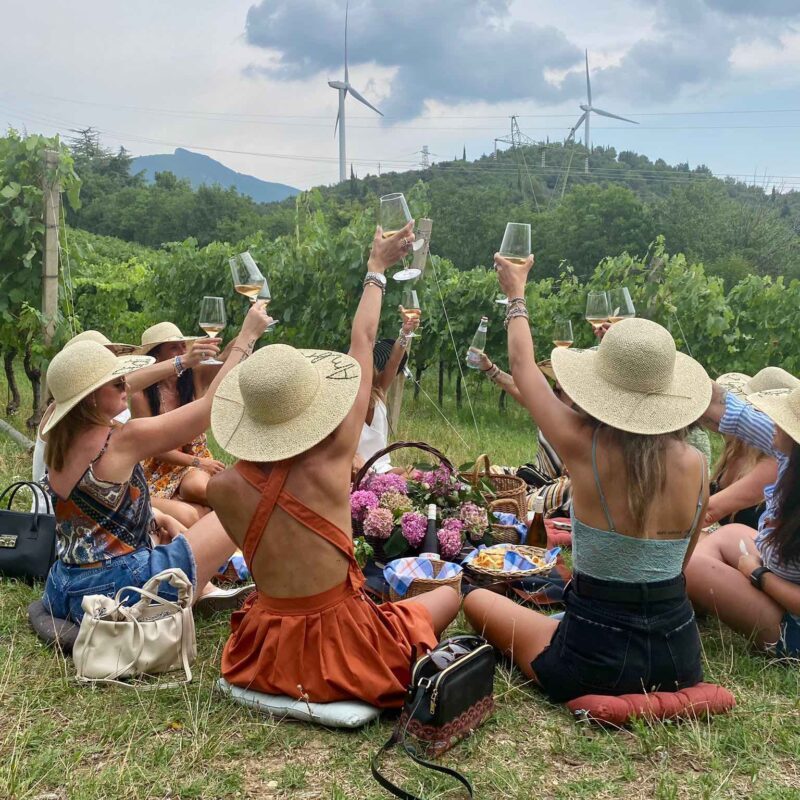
[711,435,766,485]
[604,425,688,532]
[45,396,111,472]
[764,442,800,565]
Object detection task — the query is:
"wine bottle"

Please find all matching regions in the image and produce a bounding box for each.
[465,316,489,370]
[420,503,440,558]
[526,495,548,548]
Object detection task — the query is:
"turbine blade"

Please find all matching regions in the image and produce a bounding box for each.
[567,112,587,140]
[591,107,639,124]
[585,50,592,106]
[344,0,349,83]
[348,85,383,116]
[334,107,340,138]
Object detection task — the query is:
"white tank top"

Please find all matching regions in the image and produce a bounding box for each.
[356,399,393,474]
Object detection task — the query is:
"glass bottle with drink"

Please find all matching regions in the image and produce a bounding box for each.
[420,503,441,559]
[465,317,489,369]
[526,495,548,548]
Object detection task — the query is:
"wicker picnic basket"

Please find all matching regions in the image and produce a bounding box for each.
[352,441,455,563]
[462,455,528,543]
[388,558,463,602]
[464,545,552,582]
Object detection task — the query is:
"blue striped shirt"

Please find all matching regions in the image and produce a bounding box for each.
[719,393,799,583]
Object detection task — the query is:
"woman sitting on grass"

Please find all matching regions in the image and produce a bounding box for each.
[40,303,269,622]
[464,254,710,703]
[686,379,800,657]
[207,222,460,708]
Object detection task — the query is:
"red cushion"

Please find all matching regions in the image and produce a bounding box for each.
[544,518,572,549]
[566,683,736,726]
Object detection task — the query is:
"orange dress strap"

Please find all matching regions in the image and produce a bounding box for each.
[234,460,292,564]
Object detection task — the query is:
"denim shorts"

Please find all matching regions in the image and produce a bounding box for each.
[42,535,197,623]
[770,612,800,658]
[531,572,703,703]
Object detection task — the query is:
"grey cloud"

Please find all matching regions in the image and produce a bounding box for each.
[244,0,580,119]
[703,0,800,16]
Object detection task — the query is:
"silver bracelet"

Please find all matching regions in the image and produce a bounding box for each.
[363,274,386,295]
[504,307,530,330]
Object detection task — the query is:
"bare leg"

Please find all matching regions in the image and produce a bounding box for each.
[398,586,460,636]
[183,511,237,591]
[151,496,203,529]
[178,469,211,505]
[463,589,559,680]
[685,523,784,647]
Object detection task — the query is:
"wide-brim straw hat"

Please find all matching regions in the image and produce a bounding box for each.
[550,318,712,435]
[749,387,800,446]
[374,338,408,375]
[134,322,201,355]
[537,359,555,381]
[42,341,154,435]
[65,329,137,355]
[717,367,800,400]
[211,343,362,462]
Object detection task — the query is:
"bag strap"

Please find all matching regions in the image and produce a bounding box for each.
[0,481,53,529]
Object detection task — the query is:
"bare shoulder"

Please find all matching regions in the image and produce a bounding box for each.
[207,467,239,508]
[129,390,150,418]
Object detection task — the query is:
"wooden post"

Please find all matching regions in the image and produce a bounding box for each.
[387,218,432,435]
[40,149,60,413]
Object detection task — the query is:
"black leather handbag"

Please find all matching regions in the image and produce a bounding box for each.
[0,481,56,583]
[371,635,495,799]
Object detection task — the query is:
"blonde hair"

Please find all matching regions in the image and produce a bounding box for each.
[604,425,688,532]
[369,369,386,412]
[45,396,111,472]
[712,435,766,485]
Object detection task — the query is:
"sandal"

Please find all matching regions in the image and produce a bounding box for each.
[194,584,255,618]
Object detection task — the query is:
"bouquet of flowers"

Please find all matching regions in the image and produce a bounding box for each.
[351,465,492,562]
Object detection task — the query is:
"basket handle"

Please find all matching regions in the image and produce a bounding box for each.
[353,441,454,490]
[464,454,492,480]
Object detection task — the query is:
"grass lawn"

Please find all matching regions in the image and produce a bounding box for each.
[1,366,799,799]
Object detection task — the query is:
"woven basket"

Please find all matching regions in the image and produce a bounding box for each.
[388,559,463,602]
[487,499,523,545]
[462,455,527,521]
[464,545,551,581]
[352,441,455,562]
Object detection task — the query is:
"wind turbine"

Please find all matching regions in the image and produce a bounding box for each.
[567,50,638,173]
[328,2,383,183]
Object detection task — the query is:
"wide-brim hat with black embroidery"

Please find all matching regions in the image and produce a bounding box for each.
[65,329,137,356]
[42,341,154,435]
[550,317,712,435]
[717,367,800,401]
[211,344,362,462]
[373,338,408,376]
[134,322,201,355]
[749,386,800,446]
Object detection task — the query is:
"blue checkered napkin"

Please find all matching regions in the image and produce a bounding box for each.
[506,546,561,571]
[383,558,462,597]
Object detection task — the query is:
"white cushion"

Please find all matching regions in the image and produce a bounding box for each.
[216,678,382,729]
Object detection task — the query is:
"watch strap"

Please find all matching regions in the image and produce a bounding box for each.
[750,566,771,589]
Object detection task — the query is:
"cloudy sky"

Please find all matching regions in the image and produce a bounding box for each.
[2,0,800,190]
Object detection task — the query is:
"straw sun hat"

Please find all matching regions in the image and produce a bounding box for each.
[42,341,154,435]
[550,318,712,435]
[65,329,137,355]
[717,367,800,400]
[134,322,201,356]
[749,387,800,446]
[211,344,361,462]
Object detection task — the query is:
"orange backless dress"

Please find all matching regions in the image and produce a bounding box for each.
[221,460,438,708]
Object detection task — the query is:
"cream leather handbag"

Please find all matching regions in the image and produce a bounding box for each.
[73,568,196,687]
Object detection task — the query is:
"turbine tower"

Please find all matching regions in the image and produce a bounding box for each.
[328,2,383,183]
[567,50,638,173]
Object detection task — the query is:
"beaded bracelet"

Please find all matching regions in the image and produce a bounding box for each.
[504,306,530,330]
[397,330,410,349]
[486,365,501,380]
[363,274,386,294]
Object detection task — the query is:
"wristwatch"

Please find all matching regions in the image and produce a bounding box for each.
[750,566,771,590]
[364,271,387,288]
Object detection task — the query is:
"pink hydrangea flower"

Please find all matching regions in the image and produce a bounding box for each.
[400,511,426,548]
[350,490,379,522]
[364,472,408,498]
[438,518,464,558]
[428,465,456,497]
[363,507,394,540]
[459,502,488,538]
[379,490,412,515]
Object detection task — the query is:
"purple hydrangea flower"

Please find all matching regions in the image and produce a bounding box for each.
[350,490,379,522]
[365,472,408,498]
[400,511,427,548]
[459,502,489,538]
[438,518,464,558]
[363,507,395,540]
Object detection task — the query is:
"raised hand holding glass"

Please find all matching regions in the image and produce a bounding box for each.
[198,296,226,365]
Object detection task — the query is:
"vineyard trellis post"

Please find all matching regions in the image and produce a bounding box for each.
[40,149,60,411]
[387,218,432,434]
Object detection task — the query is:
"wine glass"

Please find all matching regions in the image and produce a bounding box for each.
[379,193,423,282]
[229,252,265,303]
[198,296,226,365]
[585,291,611,333]
[495,222,532,306]
[607,287,636,323]
[399,288,421,339]
[256,278,279,332]
[553,319,574,348]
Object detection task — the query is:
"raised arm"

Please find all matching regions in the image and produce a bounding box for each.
[476,351,525,405]
[125,338,221,395]
[376,316,419,395]
[495,253,586,457]
[114,302,271,464]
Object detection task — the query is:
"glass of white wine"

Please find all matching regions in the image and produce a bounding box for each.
[198,296,226,365]
[607,287,636,323]
[379,193,422,282]
[553,319,574,348]
[229,252,265,303]
[495,222,532,306]
[399,288,421,339]
[585,291,611,333]
[257,277,279,333]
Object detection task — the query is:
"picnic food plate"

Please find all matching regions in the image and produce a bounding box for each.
[464,544,555,581]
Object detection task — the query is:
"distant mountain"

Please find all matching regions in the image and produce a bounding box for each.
[130,148,299,204]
